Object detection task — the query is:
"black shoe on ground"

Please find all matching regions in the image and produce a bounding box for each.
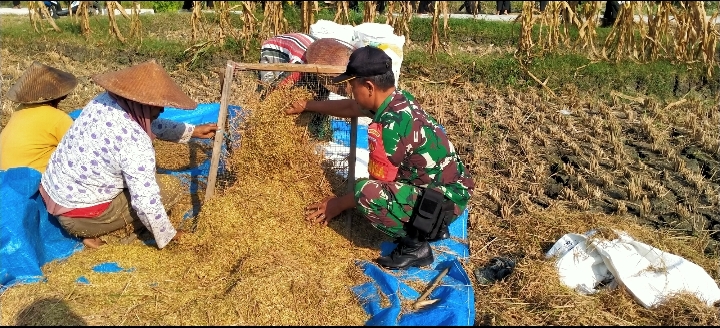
[375,237,434,270]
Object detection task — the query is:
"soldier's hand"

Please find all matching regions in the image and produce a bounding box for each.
[286,100,307,115]
[305,196,336,226]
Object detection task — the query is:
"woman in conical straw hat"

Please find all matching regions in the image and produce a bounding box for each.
[303,37,356,99]
[39,60,218,250]
[0,61,77,174]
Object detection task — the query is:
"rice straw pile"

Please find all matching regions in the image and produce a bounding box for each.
[0,80,389,325]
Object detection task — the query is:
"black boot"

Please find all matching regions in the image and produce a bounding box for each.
[375,236,434,269]
[427,224,450,242]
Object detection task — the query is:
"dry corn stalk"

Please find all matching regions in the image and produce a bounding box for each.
[642,1,672,61]
[671,1,719,76]
[191,1,204,41]
[27,1,41,32]
[602,1,645,62]
[518,1,538,55]
[238,1,258,57]
[106,1,126,42]
[387,1,412,44]
[440,0,449,39]
[385,1,397,26]
[215,1,239,42]
[33,1,61,32]
[537,1,572,52]
[301,1,318,34]
[429,0,440,54]
[76,1,92,36]
[363,1,377,23]
[260,1,288,39]
[333,1,352,25]
[129,1,142,40]
[574,1,601,57]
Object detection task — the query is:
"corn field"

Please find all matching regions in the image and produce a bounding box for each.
[519,1,720,76]
[26,1,720,77]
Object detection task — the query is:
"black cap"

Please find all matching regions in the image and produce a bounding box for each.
[331,46,393,84]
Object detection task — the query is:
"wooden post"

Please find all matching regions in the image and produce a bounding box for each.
[346,116,357,233]
[205,61,235,201]
[232,62,347,74]
[204,61,347,202]
[348,117,357,193]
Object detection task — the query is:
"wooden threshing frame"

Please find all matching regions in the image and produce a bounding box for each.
[204,60,359,201]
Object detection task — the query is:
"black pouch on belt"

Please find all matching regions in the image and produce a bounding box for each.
[411,188,453,239]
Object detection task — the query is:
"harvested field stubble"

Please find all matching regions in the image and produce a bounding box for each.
[2,40,720,324]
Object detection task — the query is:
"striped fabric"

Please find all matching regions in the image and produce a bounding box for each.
[259,33,318,85]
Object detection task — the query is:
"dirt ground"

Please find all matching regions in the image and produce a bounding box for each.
[1,26,719,324]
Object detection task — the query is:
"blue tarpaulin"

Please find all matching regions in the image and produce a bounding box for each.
[0,168,83,291]
[351,209,475,326]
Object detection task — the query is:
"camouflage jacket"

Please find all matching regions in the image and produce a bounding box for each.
[371,90,475,207]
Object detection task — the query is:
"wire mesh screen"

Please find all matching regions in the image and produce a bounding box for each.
[210,62,358,196]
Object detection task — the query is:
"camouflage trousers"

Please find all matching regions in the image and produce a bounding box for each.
[354,179,465,238]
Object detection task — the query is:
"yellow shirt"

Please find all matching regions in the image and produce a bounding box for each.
[0,104,74,173]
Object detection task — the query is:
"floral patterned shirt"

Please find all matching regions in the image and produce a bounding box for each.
[41,92,195,249]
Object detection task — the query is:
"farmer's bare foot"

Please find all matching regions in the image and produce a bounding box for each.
[83,237,106,249]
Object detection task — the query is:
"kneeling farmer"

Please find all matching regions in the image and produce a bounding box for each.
[286,46,475,269]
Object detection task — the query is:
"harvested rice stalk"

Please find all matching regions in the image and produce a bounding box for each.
[440,0,449,39]
[387,1,412,44]
[300,1,317,33]
[385,1,397,26]
[537,1,572,52]
[27,1,41,32]
[671,1,719,76]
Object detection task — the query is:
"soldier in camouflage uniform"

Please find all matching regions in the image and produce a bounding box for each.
[285,46,475,269]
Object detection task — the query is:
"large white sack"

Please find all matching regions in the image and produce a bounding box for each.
[353,23,405,87]
[547,229,720,308]
[310,19,356,45]
[546,232,616,295]
[593,232,720,308]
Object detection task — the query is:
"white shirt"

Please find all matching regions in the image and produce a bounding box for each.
[42,92,195,249]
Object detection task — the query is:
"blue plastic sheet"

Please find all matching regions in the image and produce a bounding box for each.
[0,168,83,291]
[351,209,475,326]
[92,262,134,273]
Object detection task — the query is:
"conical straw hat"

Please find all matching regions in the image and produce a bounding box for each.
[305,38,356,96]
[305,38,356,67]
[92,60,197,109]
[6,61,78,104]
